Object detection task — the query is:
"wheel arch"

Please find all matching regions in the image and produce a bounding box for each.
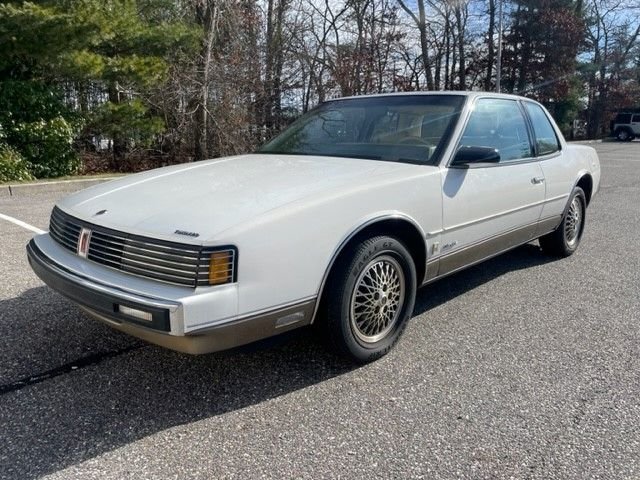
[311,214,427,324]
[576,173,593,206]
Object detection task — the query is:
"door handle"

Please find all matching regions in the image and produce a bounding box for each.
[531,177,545,184]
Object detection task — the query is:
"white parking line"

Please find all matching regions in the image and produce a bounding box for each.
[0,213,46,235]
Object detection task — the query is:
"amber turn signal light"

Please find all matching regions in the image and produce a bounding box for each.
[208,250,234,285]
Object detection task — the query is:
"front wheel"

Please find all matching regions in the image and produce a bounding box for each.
[539,187,587,257]
[325,236,417,363]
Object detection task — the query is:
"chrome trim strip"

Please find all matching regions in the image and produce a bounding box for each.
[119,255,201,276]
[83,227,201,254]
[535,151,562,161]
[438,223,538,276]
[188,298,316,336]
[420,215,562,285]
[545,193,570,204]
[88,244,206,269]
[442,194,568,233]
[537,215,563,236]
[428,214,562,263]
[121,243,203,262]
[424,259,439,282]
[89,234,202,260]
[192,295,319,330]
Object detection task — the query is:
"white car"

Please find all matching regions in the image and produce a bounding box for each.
[27,92,601,363]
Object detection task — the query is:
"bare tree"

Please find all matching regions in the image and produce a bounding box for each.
[585,0,640,137]
[397,0,435,89]
[484,0,496,90]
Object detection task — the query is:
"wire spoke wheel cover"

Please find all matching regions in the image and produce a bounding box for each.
[539,186,587,258]
[325,235,417,363]
[349,255,405,344]
[564,196,583,248]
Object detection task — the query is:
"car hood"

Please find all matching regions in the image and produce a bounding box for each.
[58,154,425,243]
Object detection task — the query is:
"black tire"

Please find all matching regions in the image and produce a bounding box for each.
[324,236,417,363]
[539,187,587,257]
[615,128,632,141]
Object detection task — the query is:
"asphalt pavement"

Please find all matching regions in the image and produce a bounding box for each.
[0,142,639,479]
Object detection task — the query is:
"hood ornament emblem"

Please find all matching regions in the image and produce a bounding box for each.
[93,209,107,217]
[77,228,92,258]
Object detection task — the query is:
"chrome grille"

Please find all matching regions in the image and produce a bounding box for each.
[48,206,236,287]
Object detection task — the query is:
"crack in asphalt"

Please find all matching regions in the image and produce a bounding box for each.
[0,344,145,395]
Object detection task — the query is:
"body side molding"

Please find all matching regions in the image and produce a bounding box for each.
[420,215,562,286]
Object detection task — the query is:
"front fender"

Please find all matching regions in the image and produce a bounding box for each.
[209,170,442,317]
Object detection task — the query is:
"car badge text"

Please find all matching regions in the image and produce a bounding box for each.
[175,229,200,238]
[77,228,92,258]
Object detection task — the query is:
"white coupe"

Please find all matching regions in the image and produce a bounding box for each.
[27,92,601,362]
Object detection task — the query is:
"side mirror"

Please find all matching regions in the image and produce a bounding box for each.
[450,146,501,167]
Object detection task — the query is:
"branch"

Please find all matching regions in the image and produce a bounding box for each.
[396,0,420,26]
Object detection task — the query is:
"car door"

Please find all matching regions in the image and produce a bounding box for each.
[632,114,640,136]
[522,101,571,234]
[437,97,546,276]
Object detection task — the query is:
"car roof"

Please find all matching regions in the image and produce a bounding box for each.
[325,91,535,103]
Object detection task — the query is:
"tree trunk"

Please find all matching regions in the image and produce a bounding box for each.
[264,0,288,134]
[108,82,126,170]
[455,6,466,90]
[485,0,496,91]
[444,14,450,89]
[397,0,434,90]
[194,0,219,160]
[265,0,276,133]
[417,0,434,90]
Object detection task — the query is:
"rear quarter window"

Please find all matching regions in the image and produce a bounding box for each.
[524,103,560,156]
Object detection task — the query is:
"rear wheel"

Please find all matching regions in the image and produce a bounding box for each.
[324,236,417,363]
[539,187,586,257]
[615,128,633,141]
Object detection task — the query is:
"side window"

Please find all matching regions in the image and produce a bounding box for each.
[524,103,560,155]
[616,114,631,124]
[632,115,640,123]
[459,98,532,162]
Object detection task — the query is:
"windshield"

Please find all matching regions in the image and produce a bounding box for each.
[258,95,466,165]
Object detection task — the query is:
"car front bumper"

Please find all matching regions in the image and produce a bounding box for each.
[27,237,315,354]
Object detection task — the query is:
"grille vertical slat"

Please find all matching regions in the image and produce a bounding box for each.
[48,207,236,288]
